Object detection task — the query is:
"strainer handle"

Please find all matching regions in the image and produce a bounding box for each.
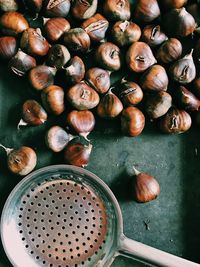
[118,235,200,267]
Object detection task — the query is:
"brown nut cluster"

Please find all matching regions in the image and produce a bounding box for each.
[0,0,199,196]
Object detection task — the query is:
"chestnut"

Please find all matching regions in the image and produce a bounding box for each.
[29,65,56,91]
[175,86,200,111]
[0,36,17,60]
[103,0,131,21]
[81,13,109,42]
[46,44,71,69]
[97,89,123,119]
[0,11,29,36]
[160,107,192,133]
[44,0,71,17]
[43,17,70,43]
[133,0,160,23]
[66,110,95,139]
[85,67,110,94]
[111,21,141,47]
[121,106,145,137]
[66,82,100,110]
[145,91,172,119]
[140,65,169,92]
[71,0,98,20]
[63,56,85,85]
[20,28,49,57]
[95,42,121,71]
[141,25,168,48]
[187,4,200,26]
[126,42,157,73]
[120,80,143,106]
[63,28,91,53]
[9,50,36,77]
[41,85,65,115]
[0,0,18,12]
[162,0,187,9]
[156,38,182,64]
[24,0,43,13]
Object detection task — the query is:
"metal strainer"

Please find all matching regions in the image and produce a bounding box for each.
[1,165,199,267]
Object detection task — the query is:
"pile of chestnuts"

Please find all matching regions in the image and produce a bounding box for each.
[1,0,200,202]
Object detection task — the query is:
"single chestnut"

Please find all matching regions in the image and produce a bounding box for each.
[121,107,145,137]
[140,65,169,92]
[18,99,48,128]
[9,50,36,76]
[63,28,91,53]
[141,25,168,48]
[175,86,200,111]
[20,28,49,57]
[97,89,123,118]
[64,142,92,167]
[71,0,98,20]
[103,0,131,21]
[187,4,200,26]
[29,65,56,91]
[0,0,18,12]
[193,77,200,98]
[111,21,141,47]
[46,44,70,69]
[63,56,85,85]
[0,11,29,36]
[133,0,160,23]
[85,67,110,94]
[162,0,187,9]
[41,85,65,115]
[95,42,121,71]
[120,80,143,106]
[46,126,73,152]
[43,17,70,43]
[44,0,71,17]
[66,82,100,110]
[0,36,17,60]
[160,107,192,133]
[24,0,43,13]
[81,13,109,42]
[145,91,172,119]
[126,42,157,73]
[170,49,196,84]
[163,7,196,37]
[156,38,182,64]
[66,110,95,139]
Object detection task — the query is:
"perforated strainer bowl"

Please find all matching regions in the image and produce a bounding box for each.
[1,165,199,267]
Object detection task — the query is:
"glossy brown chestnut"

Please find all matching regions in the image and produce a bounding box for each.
[140,65,169,92]
[0,0,18,12]
[103,0,131,21]
[126,42,157,73]
[156,38,182,64]
[71,0,98,20]
[0,11,29,36]
[111,21,141,47]
[24,0,43,13]
[9,50,36,76]
[46,44,70,69]
[81,13,109,42]
[64,56,85,85]
[0,36,17,60]
[66,82,100,110]
[160,107,192,133]
[96,42,121,71]
[85,67,110,94]
[121,106,145,137]
[44,0,71,17]
[193,77,200,98]
[63,28,91,53]
[67,110,95,139]
[20,28,49,57]
[163,7,196,37]
[176,86,200,111]
[162,0,187,9]
[120,81,143,106]
[29,65,56,91]
[64,142,92,167]
[21,100,48,126]
[41,85,65,115]
[133,0,160,23]
[170,49,196,84]
[145,91,172,119]
[141,25,168,48]
[97,89,123,118]
[43,17,70,43]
